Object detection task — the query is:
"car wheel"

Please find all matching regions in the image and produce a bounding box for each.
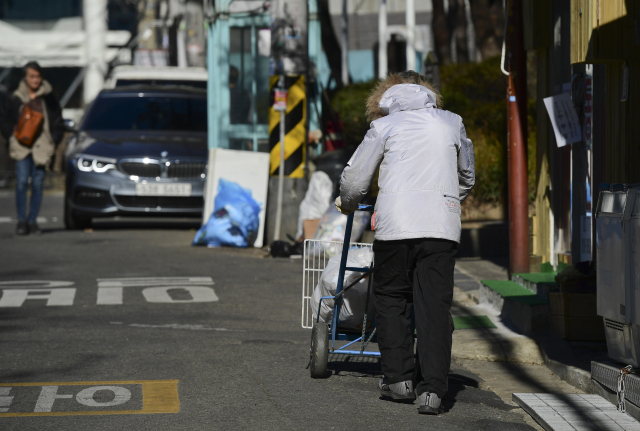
[64,199,92,230]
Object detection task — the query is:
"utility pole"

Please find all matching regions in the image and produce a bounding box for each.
[341,0,349,85]
[177,18,188,67]
[505,0,529,274]
[273,78,287,241]
[378,0,387,79]
[405,0,415,71]
[268,0,308,243]
[83,0,107,104]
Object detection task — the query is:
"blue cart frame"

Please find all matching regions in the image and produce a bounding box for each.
[309,204,379,378]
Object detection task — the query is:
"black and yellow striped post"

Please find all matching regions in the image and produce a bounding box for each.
[268,75,306,178]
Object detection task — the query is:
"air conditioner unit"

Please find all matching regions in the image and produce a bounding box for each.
[596,183,640,366]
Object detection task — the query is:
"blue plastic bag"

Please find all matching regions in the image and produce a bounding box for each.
[193,179,261,247]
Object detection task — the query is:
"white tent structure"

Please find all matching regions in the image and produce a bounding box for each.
[0,19,129,69]
[0,13,130,107]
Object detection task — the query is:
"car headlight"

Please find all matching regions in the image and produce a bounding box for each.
[76,155,116,173]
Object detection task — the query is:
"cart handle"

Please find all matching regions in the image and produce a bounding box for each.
[358,204,374,212]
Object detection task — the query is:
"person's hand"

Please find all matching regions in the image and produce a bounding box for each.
[335,197,354,215]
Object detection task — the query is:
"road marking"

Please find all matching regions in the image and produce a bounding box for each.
[97,277,216,305]
[0,281,74,288]
[96,286,123,305]
[35,386,73,412]
[142,286,219,303]
[97,277,215,287]
[0,281,76,308]
[0,288,76,307]
[76,386,131,407]
[0,387,13,413]
[0,278,218,307]
[116,322,242,331]
[0,217,48,223]
[0,380,179,417]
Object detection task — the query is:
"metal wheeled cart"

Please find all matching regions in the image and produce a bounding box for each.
[301,204,379,378]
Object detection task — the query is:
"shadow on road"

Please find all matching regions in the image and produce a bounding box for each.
[0,353,108,381]
[454,298,598,424]
[324,352,487,413]
[328,353,382,377]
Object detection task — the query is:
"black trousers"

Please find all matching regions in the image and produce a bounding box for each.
[373,238,457,398]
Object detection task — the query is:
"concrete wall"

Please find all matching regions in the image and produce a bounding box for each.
[264,176,308,245]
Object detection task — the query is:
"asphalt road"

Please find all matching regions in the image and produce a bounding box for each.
[0,191,537,430]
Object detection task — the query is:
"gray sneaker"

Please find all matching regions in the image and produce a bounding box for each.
[378,379,416,401]
[418,392,443,415]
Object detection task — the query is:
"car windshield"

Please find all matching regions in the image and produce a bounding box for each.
[83,95,207,131]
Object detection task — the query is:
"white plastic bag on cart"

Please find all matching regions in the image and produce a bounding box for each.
[311,247,375,331]
[295,171,334,240]
[309,206,371,259]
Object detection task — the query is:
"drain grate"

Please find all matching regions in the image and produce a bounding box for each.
[592,361,640,408]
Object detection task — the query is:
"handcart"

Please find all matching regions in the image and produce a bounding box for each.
[301,204,379,378]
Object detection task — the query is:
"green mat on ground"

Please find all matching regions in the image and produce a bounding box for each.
[480,280,549,306]
[514,272,558,284]
[541,262,554,273]
[453,315,497,329]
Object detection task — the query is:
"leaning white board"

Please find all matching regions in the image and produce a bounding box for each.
[203,148,270,248]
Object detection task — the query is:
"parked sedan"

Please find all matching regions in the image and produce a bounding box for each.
[64,86,208,229]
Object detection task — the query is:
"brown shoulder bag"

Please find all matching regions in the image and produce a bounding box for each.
[14,99,44,147]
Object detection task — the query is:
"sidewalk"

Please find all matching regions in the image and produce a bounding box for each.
[453,257,609,386]
[451,258,581,385]
[450,257,622,429]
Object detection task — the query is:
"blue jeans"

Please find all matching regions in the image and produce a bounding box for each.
[15,154,46,223]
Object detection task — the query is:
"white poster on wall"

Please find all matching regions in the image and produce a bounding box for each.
[543,92,582,147]
[203,148,271,248]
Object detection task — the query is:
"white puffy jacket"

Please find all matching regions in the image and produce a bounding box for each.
[339,84,475,243]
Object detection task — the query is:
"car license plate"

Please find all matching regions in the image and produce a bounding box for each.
[135,183,192,196]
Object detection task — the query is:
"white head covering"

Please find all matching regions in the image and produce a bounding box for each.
[378,83,438,115]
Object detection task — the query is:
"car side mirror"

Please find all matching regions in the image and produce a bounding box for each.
[63,119,78,133]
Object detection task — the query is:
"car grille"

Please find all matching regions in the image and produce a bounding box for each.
[168,163,206,179]
[114,195,203,209]
[120,162,161,178]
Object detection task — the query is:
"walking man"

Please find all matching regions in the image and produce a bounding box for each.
[335,71,475,415]
[1,62,64,235]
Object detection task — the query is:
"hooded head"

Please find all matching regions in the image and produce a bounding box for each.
[365,71,442,123]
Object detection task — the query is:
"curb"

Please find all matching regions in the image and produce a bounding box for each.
[478,281,549,334]
[466,287,594,394]
[542,356,593,394]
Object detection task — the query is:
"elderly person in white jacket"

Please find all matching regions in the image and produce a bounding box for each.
[336,71,475,415]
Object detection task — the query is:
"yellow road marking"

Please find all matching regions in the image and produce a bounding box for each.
[0,380,179,417]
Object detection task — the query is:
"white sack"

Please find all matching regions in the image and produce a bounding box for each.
[311,207,371,257]
[311,247,375,330]
[296,171,334,239]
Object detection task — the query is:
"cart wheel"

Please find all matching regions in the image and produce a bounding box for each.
[310,323,329,378]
